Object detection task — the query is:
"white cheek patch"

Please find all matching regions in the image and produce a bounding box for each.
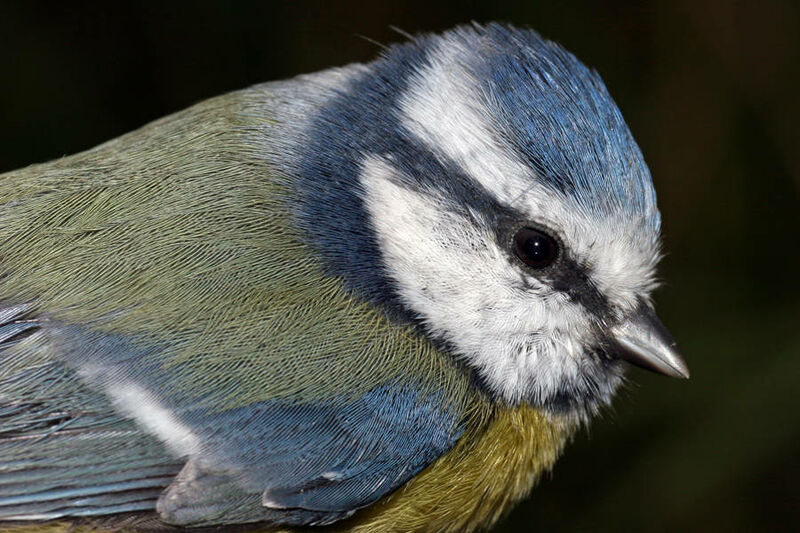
[360,156,515,321]
[360,156,597,403]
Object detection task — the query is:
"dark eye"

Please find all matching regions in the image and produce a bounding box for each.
[512,227,559,269]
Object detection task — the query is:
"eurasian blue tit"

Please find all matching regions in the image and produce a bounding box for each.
[0,23,688,532]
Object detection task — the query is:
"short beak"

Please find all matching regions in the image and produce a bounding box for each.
[609,302,689,379]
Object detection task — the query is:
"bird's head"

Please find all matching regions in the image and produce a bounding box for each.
[293,23,688,418]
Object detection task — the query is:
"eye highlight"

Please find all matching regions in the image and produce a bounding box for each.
[512,227,559,269]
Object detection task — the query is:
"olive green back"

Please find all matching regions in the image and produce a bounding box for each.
[0,87,483,413]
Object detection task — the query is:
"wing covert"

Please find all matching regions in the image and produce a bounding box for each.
[156,383,464,526]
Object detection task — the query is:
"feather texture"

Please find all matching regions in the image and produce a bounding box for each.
[0,85,548,528]
[0,21,671,532]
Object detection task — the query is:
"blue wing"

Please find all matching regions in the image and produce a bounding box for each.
[0,308,465,527]
[158,384,462,526]
[0,306,183,521]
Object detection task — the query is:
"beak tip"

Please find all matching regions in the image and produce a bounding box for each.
[612,329,690,379]
[610,302,689,381]
[670,355,691,380]
[663,343,690,379]
[670,365,691,380]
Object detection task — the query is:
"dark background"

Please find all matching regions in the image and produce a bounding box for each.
[0,1,797,532]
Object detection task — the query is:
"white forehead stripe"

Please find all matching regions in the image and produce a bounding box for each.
[400,40,534,206]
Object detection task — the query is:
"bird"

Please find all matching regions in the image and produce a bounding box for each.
[0,22,688,533]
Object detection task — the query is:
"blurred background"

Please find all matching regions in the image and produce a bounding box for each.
[0,1,797,531]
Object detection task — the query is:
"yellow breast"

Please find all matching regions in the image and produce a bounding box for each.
[331,404,574,533]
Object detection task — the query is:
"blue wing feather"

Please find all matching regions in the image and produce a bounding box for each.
[0,309,183,521]
[0,313,465,527]
[169,385,461,521]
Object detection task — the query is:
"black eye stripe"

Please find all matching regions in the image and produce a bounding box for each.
[548,260,610,317]
[504,223,610,318]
